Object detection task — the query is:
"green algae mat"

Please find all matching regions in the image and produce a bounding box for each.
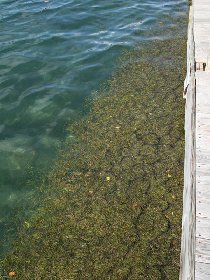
[1,39,186,279]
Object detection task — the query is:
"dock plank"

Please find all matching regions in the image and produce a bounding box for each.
[195,262,210,280]
[195,69,210,278]
[194,0,210,64]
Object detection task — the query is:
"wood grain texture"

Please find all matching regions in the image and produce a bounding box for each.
[196,71,210,279]
[180,6,196,280]
[181,1,210,279]
[195,262,210,280]
[194,0,210,65]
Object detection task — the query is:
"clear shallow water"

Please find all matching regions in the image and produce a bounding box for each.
[0,0,187,255]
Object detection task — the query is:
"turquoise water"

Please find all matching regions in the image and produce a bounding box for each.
[0,0,187,255]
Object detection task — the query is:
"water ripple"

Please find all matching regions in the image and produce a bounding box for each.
[0,0,187,255]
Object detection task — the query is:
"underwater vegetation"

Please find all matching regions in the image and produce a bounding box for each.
[1,38,186,279]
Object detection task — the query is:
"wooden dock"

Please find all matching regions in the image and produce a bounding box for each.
[180,1,210,279]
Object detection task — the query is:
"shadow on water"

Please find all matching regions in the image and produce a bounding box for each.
[1,35,187,279]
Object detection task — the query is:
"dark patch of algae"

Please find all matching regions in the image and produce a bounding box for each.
[1,38,187,279]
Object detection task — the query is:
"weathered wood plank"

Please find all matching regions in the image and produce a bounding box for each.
[195,8,210,275]
[197,151,210,164]
[181,1,210,279]
[194,0,210,64]
[196,237,210,263]
[196,217,210,240]
[195,262,210,280]
[180,5,196,280]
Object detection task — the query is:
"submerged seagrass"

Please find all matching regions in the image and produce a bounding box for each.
[2,39,186,279]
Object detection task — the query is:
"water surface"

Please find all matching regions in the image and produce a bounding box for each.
[0,0,187,255]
